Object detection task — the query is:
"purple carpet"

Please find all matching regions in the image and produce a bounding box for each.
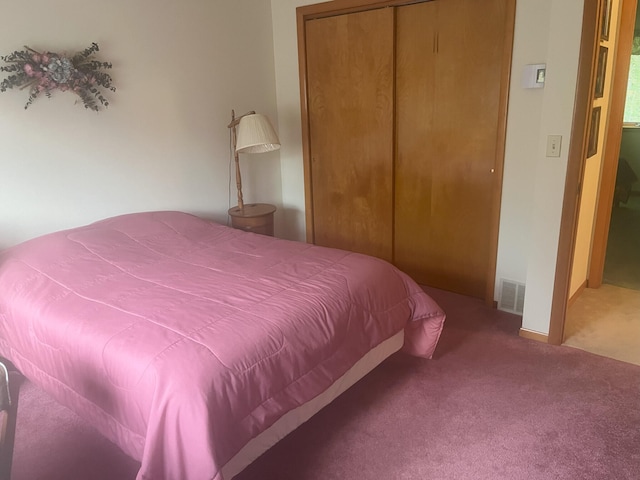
[10,287,640,479]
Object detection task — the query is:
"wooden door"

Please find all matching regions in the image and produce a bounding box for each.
[394,0,510,298]
[305,8,395,261]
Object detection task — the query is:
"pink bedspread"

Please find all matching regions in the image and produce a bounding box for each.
[0,211,445,480]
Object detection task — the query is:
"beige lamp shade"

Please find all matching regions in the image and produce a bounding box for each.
[236,114,281,154]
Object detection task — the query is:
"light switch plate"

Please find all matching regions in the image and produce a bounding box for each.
[546,135,562,157]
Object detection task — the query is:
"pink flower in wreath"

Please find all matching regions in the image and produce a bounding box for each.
[31,53,41,63]
[23,63,34,76]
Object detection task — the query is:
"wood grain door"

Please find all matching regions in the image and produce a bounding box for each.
[305,8,395,261]
[394,0,510,298]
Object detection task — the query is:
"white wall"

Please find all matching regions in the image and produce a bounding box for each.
[520,0,584,334]
[271,0,586,336]
[271,0,312,241]
[0,0,281,248]
[494,0,552,303]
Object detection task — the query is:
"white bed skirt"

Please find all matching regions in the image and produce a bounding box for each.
[222,330,405,478]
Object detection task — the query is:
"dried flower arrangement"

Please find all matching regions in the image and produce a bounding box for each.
[0,42,115,111]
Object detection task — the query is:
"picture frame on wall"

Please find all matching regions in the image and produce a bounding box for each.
[595,46,608,98]
[601,0,612,40]
[587,106,601,158]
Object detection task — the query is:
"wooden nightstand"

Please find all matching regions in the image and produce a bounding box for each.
[228,203,276,236]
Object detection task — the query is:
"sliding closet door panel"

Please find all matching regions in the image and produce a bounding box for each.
[435,0,507,297]
[394,1,439,284]
[395,0,508,297]
[305,8,394,261]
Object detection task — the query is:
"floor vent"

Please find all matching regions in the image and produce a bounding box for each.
[498,279,525,314]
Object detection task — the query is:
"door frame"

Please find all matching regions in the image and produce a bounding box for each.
[587,0,638,288]
[296,0,515,306]
[548,0,638,345]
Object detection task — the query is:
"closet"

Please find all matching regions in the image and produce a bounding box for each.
[298,0,514,300]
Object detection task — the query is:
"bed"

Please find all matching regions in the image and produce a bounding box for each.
[0,211,445,480]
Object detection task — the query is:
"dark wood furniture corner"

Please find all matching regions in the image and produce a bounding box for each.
[0,358,22,480]
[228,203,276,236]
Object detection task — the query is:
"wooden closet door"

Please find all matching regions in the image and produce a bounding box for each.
[305,8,395,261]
[395,0,509,298]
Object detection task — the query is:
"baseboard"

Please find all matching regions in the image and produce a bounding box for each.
[567,279,587,307]
[519,328,549,343]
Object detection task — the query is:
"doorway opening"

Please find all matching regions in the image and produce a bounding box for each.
[563,0,640,366]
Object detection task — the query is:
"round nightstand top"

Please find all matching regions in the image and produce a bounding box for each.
[228,203,277,218]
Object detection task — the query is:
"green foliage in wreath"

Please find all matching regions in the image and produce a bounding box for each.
[0,42,115,111]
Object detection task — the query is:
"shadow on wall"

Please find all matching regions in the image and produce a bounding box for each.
[614,157,638,205]
[619,127,640,196]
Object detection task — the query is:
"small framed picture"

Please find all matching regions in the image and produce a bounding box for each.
[587,106,601,158]
[595,46,608,98]
[601,0,612,40]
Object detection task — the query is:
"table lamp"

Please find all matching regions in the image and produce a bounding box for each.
[227,110,280,212]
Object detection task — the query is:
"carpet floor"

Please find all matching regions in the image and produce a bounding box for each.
[565,283,640,365]
[10,287,640,480]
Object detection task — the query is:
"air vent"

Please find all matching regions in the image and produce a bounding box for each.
[498,279,525,314]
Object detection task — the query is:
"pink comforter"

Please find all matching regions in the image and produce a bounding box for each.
[0,211,445,480]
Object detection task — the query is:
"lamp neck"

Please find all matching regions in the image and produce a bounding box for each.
[227,109,256,129]
[231,110,244,211]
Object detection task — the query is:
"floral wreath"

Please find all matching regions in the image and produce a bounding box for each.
[0,43,115,111]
